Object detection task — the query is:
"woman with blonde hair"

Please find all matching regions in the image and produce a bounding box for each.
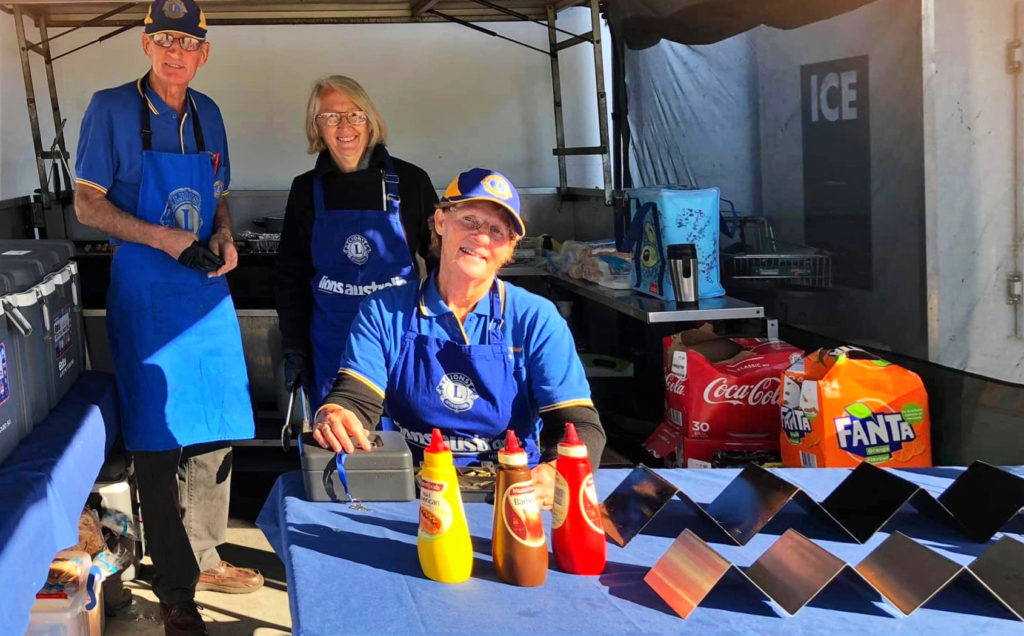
[275,75,437,407]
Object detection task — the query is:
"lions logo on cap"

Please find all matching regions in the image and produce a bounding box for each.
[344,234,371,265]
[436,373,479,413]
[161,187,202,233]
[162,0,188,19]
[481,174,512,200]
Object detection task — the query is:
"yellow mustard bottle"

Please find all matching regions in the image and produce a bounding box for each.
[417,428,473,583]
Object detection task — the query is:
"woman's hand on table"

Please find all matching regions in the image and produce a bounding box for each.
[313,404,373,454]
[531,461,557,510]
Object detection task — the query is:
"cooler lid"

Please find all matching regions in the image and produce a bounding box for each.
[0,261,47,294]
[0,250,62,277]
[0,239,73,271]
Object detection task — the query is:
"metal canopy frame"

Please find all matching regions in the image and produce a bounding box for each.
[1,0,613,233]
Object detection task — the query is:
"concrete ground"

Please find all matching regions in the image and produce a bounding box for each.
[104,519,291,636]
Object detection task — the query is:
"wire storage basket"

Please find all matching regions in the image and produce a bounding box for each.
[721,217,832,288]
[238,230,280,254]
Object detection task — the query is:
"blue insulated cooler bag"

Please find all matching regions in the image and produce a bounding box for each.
[623,187,725,300]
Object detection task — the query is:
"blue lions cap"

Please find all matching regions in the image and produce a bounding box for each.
[439,168,525,237]
[144,0,208,39]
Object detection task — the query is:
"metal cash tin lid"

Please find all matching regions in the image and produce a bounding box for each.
[299,430,413,471]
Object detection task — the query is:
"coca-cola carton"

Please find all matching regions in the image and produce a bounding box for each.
[646,326,802,455]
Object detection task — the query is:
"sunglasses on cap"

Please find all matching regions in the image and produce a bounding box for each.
[148,32,205,52]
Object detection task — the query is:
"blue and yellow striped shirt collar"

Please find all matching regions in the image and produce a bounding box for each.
[418,273,505,319]
[135,76,199,117]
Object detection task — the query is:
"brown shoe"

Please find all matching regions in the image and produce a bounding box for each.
[159,600,208,636]
[196,560,264,594]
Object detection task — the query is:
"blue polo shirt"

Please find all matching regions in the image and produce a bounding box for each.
[339,275,594,417]
[75,77,230,221]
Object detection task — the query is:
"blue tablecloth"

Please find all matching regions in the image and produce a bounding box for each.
[0,371,119,634]
[258,466,1024,635]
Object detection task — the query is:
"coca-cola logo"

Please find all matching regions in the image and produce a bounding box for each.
[665,373,686,396]
[702,376,780,407]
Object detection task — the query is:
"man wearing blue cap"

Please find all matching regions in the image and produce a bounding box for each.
[74,1,260,633]
[311,168,605,507]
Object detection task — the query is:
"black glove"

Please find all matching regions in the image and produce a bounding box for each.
[177,240,225,272]
[284,351,310,393]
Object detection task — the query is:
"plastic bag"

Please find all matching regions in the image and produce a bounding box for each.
[550,240,633,289]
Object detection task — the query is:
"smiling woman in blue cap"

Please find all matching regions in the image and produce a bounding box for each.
[312,168,605,507]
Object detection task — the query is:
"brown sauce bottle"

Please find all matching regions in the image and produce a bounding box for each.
[492,430,548,586]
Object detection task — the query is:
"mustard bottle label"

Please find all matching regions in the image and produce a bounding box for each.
[551,473,569,529]
[580,474,603,534]
[502,481,546,547]
[419,477,453,540]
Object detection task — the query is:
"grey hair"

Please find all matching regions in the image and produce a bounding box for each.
[304,75,387,154]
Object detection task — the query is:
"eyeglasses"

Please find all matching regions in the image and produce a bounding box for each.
[448,209,513,243]
[316,111,369,127]
[148,32,205,52]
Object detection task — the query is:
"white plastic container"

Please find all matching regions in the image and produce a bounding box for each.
[92,480,138,581]
[27,551,103,636]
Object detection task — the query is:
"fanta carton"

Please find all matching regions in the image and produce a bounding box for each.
[779,347,932,468]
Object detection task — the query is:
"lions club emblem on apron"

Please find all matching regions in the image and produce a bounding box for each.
[436,373,479,413]
[161,187,203,233]
[344,234,371,265]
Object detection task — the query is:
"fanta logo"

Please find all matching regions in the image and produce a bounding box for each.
[161,187,202,233]
[781,406,812,443]
[834,410,915,459]
[163,0,187,18]
[344,234,371,265]
[702,377,780,407]
[482,174,512,200]
[436,373,479,413]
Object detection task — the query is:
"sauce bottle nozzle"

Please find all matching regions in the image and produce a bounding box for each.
[504,429,522,454]
[427,428,449,453]
[562,422,581,445]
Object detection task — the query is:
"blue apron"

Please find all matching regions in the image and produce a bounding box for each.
[106,73,253,451]
[309,151,415,407]
[385,278,540,467]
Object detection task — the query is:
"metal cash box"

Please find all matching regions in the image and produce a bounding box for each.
[299,430,415,502]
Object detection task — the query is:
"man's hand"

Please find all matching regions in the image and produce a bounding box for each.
[313,404,373,454]
[177,241,225,272]
[207,228,238,277]
[158,227,200,261]
[531,461,557,510]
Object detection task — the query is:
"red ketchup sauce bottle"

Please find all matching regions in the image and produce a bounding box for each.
[551,423,606,574]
